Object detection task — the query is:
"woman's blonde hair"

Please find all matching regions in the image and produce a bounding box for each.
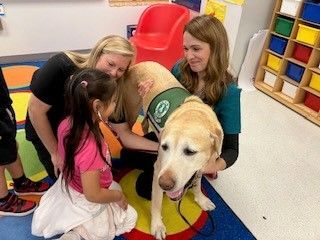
[180,15,234,105]
[65,35,135,122]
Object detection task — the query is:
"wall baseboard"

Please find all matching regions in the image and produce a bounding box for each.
[0,49,90,64]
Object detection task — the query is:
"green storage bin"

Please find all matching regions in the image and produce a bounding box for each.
[275,17,294,37]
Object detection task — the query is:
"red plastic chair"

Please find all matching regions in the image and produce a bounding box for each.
[130,3,190,70]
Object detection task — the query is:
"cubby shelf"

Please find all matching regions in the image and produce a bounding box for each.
[286,57,307,67]
[280,74,300,86]
[310,67,320,74]
[254,0,320,126]
[302,86,320,97]
[298,18,320,27]
[272,31,291,39]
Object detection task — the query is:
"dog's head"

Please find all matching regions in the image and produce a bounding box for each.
[156,96,223,201]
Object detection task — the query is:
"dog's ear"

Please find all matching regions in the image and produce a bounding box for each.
[209,128,223,155]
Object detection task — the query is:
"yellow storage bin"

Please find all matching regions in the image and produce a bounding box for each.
[296,24,320,46]
[309,72,320,91]
[267,54,282,72]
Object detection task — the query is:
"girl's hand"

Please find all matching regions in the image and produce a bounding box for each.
[138,79,154,98]
[116,191,128,210]
[51,151,63,177]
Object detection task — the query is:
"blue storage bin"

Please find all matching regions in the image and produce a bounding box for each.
[301,1,320,24]
[286,62,305,82]
[269,35,288,55]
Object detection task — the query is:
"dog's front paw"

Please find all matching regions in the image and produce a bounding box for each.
[195,195,216,211]
[151,219,166,240]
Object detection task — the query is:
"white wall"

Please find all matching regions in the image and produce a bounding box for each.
[0,0,274,74]
[199,0,242,60]
[231,0,274,75]
[1,0,243,60]
[0,0,147,58]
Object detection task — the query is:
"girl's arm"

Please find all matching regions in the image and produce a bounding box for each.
[110,122,159,152]
[28,94,62,176]
[81,170,127,208]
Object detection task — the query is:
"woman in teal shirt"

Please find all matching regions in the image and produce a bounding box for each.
[124,15,241,200]
[172,15,241,176]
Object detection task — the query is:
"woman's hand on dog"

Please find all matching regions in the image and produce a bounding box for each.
[202,154,227,174]
[138,79,154,98]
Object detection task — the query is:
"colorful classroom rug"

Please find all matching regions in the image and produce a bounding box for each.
[0,61,256,240]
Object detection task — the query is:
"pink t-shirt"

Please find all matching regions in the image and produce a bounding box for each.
[58,118,113,193]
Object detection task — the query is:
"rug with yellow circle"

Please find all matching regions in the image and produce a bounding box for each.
[0,61,255,240]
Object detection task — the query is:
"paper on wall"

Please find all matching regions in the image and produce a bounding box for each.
[224,0,245,5]
[205,0,227,22]
[238,29,268,92]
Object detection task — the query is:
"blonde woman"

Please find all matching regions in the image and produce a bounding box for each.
[26,35,158,181]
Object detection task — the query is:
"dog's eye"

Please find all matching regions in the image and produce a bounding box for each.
[161,143,168,151]
[184,148,197,156]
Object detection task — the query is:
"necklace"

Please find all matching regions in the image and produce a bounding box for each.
[195,87,205,98]
[195,79,205,98]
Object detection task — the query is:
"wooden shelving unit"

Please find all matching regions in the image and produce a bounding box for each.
[255,0,320,126]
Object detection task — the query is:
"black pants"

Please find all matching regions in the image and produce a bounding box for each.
[0,106,17,166]
[120,132,158,200]
[30,138,57,181]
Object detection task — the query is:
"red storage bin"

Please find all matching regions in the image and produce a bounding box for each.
[292,43,312,64]
[304,92,320,112]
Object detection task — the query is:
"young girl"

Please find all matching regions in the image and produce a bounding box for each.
[32,68,137,240]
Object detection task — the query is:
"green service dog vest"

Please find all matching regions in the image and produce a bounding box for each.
[147,87,190,133]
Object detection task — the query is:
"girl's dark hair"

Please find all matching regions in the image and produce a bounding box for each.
[63,68,116,188]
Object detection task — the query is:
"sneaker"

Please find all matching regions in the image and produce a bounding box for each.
[0,193,37,217]
[13,178,50,196]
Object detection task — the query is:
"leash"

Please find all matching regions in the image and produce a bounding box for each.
[176,173,216,237]
[177,198,216,237]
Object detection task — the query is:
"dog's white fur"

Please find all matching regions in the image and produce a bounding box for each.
[124,62,223,240]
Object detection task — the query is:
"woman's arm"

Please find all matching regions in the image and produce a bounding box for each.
[110,122,159,152]
[203,133,239,173]
[81,170,127,209]
[28,94,62,175]
[204,84,241,173]
[220,133,239,168]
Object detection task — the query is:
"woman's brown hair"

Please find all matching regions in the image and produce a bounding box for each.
[180,15,234,105]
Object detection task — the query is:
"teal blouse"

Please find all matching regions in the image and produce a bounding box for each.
[171,62,241,134]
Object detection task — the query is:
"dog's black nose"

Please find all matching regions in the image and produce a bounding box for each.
[159,173,175,191]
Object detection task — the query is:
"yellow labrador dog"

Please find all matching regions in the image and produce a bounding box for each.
[123,61,223,240]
